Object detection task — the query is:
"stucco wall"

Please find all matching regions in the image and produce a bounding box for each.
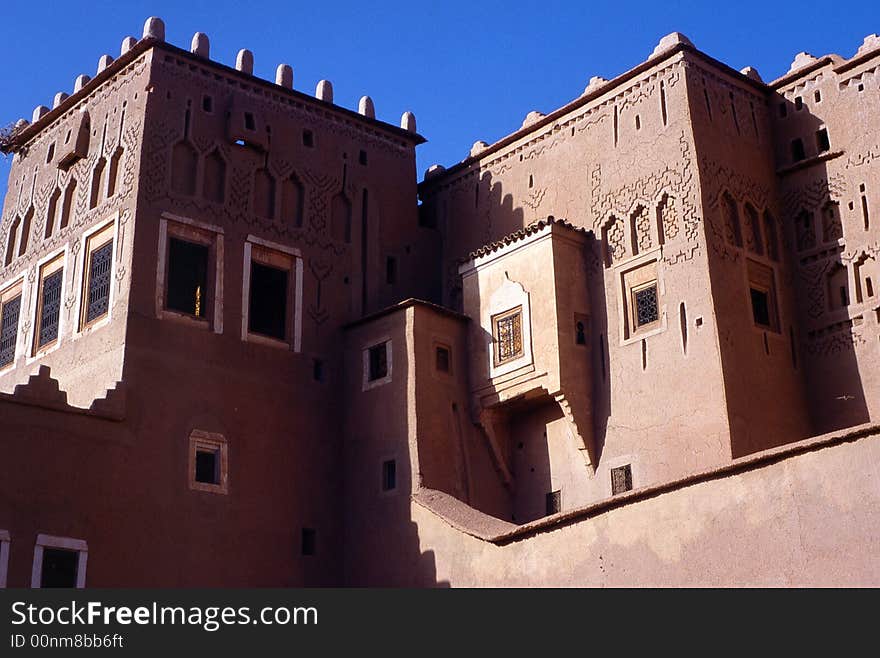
[406,425,880,587]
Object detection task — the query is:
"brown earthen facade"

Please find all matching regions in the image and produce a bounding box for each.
[0,19,878,587]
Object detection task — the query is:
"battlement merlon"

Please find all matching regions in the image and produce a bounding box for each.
[418,30,880,189]
[2,16,425,155]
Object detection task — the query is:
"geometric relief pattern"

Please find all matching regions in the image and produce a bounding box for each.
[822,201,843,243]
[602,216,626,266]
[658,193,679,241]
[634,205,652,252]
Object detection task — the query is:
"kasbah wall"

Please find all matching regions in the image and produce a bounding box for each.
[0,17,878,587]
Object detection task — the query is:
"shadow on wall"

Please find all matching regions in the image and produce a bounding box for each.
[587,234,611,464]
[779,102,870,435]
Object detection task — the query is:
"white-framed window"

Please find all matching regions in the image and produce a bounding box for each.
[30,534,88,588]
[77,219,117,333]
[616,251,666,344]
[241,235,302,351]
[156,213,224,333]
[0,278,24,371]
[0,529,10,587]
[362,338,392,390]
[30,249,68,359]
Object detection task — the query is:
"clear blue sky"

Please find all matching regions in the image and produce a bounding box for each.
[1,0,876,202]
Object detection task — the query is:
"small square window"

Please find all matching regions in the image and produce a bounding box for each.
[195,448,219,484]
[359,150,367,165]
[545,490,561,516]
[814,90,822,103]
[795,96,803,111]
[202,95,213,113]
[492,306,524,366]
[40,548,79,588]
[369,343,388,381]
[748,260,779,332]
[188,430,228,494]
[382,459,397,492]
[633,283,659,328]
[244,112,256,131]
[435,345,450,373]
[611,464,633,495]
[791,138,806,162]
[301,528,316,556]
[750,288,771,328]
[302,130,314,147]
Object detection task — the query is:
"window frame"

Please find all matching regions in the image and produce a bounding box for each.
[617,251,665,344]
[362,338,393,390]
[31,250,67,358]
[156,213,224,333]
[187,429,229,495]
[746,258,780,333]
[491,305,525,367]
[241,235,303,351]
[0,529,9,587]
[0,278,24,371]
[30,534,88,589]
[77,220,117,333]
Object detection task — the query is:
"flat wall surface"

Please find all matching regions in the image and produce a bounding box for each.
[409,429,880,587]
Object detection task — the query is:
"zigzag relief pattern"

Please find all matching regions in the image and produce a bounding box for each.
[806,322,865,357]
[798,260,833,319]
[781,173,848,217]
[591,131,700,263]
[845,144,880,169]
[155,55,410,159]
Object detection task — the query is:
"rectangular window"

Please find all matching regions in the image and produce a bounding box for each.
[435,345,450,373]
[493,306,524,366]
[0,282,22,368]
[35,256,65,352]
[382,459,397,492]
[81,223,115,328]
[167,237,209,318]
[545,490,561,516]
[611,464,633,495]
[188,430,228,494]
[816,128,830,153]
[249,261,289,340]
[633,283,659,328]
[31,535,87,588]
[369,342,388,381]
[301,528,316,556]
[41,548,79,588]
[386,256,397,285]
[791,138,806,162]
[747,259,779,332]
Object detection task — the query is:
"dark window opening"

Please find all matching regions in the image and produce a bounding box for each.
[313,359,324,382]
[382,459,397,492]
[244,112,255,131]
[0,294,21,367]
[301,528,316,556]
[368,343,388,381]
[195,449,218,484]
[85,241,113,324]
[791,138,806,162]
[46,142,55,163]
[40,548,79,588]
[358,150,367,165]
[385,256,397,285]
[166,238,209,318]
[868,277,875,298]
[575,321,586,345]
[545,490,561,516]
[38,270,63,348]
[202,95,213,113]
[611,464,633,495]
[795,96,803,111]
[635,114,641,130]
[436,346,450,372]
[249,262,289,340]
[302,130,314,147]
[750,288,771,328]
[634,284,659,327]
[858,83,864,92]
[840,286,849,307]
[816,128,830,153]
[814,90,822,103]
